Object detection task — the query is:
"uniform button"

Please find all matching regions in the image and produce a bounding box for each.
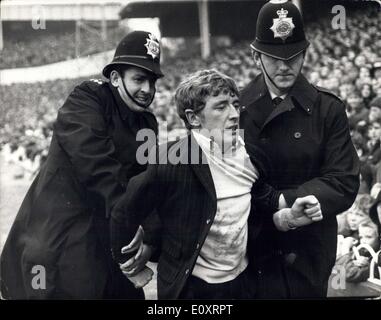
[185,269,189,275]
[294,132,302,139]
[196,243,200,249]
[206,219,211,224]
[241,105,246,111]
[258,270,262,275]
[307,107,311,112]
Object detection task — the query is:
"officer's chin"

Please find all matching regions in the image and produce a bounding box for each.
[275,79,296,90]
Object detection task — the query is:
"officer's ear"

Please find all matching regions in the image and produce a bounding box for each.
[252,51,261,68]
[185,109,201,128]
[110,70,121,87]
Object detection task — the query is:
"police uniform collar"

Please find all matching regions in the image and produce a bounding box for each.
[109,82,134,120]
[241,74,317,115]
[240,74,269,107]
[288,74,318,115]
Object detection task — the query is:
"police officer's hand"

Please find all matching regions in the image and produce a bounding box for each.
[125,265,154,289]
[120,225,144,255]
[273,208,313,231]
[119,243,153,276]
[291,196,322,222]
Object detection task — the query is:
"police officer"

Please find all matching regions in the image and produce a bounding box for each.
[1,31,163,299]
[240,0,360,298]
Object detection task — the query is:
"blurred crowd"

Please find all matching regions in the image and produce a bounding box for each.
[0,5,380,282]
[0,26,125,69]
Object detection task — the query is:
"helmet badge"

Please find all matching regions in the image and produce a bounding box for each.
[270,8,295,41]
[145,33,160,59]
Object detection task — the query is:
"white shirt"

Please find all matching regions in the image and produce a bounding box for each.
[191,130,259,283]
[268,89,287,101]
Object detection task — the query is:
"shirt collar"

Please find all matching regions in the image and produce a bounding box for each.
[191,129,245,156]
[268,89,287,101]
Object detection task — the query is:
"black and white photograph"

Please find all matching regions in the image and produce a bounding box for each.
[0,0,380,305]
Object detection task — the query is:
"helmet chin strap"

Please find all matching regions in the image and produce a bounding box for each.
[120,77,155,108]
[259,54,283,94]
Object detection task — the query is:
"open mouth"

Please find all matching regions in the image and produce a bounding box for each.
[135,96,151,105]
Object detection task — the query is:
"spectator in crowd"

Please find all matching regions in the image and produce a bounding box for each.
[337,194,372,238]
[347,90,369,129]
[360,83,374,107]
[345,195,372,238]
[366,121,381,169]
[370,190,381,239]
[0,31,163,299]
[335,219,379,283]
[368,97,381,124]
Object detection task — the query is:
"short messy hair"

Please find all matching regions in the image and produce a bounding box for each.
[175,69,239,129]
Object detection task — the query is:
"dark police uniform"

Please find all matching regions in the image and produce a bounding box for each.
[1,31,163,299]
[241,0,360,298]
[241,73,360,298]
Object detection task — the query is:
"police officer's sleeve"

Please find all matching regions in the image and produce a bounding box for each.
[54,83,124,216]
[110,163,163,264]
[282,100,360,218]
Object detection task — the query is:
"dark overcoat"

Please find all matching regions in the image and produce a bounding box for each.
[0,80,158,299]
[240,74,360,298]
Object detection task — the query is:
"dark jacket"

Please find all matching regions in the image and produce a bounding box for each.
[240,74,360,298]
[0,80,158,299]
[110,134,279,299]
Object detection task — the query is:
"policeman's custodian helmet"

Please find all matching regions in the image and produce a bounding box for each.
[103,30,164,78]
[251,0,310,61]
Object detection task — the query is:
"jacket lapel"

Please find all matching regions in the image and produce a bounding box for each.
[242,75,273,131]
[261,95,295,130]
[242,74,317,133]
[188,134,217,202]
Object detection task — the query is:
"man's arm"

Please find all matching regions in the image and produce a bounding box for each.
[252,176,322,231]
[281,101,360,218]
[110,163,162,264]
[273,196,323,232]
[54,82,125,216]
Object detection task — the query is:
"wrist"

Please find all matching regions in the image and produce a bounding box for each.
[273,209,295,232]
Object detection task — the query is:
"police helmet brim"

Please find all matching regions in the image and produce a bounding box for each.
[102,57,164,79]
[251,39,310,61]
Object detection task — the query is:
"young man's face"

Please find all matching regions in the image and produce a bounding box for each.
[113,66,157,112]
[197,90,240,147]
[347,209,368,231]
[256,52,304,94]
